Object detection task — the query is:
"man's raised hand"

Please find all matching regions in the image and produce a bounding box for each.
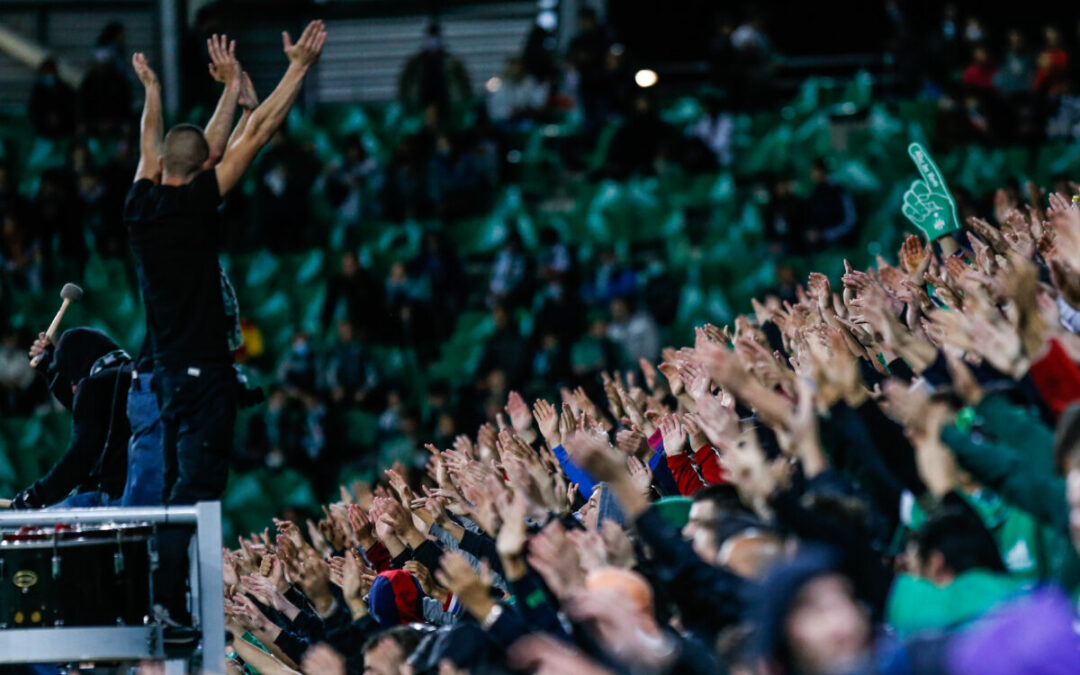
[237,72,259,109]
[207,34,240,84]
[283,20,328,68]
[131,52,159,89]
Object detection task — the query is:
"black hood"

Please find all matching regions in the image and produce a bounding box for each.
[751,545,842,667]
[51,327,121,388]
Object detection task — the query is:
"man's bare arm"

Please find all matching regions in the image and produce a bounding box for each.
[203,34,241,166]
[226,72,259,150]
[132,53,162,183]
[215,20,327,196]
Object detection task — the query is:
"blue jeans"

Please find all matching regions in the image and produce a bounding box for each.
[51,490,121,508]
[122,371,165,506]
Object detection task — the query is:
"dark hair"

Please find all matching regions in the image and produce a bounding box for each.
[803,493,872,540]
[692,483,742,510]
[162,124,210,178]
[363,625,424,656]
[911,508,1006,575]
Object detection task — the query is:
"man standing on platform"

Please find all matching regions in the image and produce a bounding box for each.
[124,21,327,633]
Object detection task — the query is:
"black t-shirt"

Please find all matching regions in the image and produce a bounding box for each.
[124,171,230,367]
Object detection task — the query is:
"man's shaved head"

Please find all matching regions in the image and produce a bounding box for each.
[162,124,209,179]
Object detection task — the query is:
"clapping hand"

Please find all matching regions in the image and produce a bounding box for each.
[533,399,562,449]
[434,552,496,620]
[131,53,159,89]
[283,20,328,69]
[238,72,258,109]
[207,34,240,84]
[329,549,375,613]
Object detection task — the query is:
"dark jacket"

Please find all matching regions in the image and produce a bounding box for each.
[16,328,131,507]
[634,506,748,641]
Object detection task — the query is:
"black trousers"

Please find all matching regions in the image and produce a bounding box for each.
[152,362,237,621]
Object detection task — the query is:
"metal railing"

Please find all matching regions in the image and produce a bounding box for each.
[0,502,224,674]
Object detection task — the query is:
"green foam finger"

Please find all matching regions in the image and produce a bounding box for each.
[903,143,961,241]
[907,143,948,196]
[909,180,931,199]
[902,190,926,216]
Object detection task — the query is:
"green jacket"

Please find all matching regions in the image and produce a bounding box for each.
[940,394,1080,592]
[886,570,1026,637]
[906,490,1045,583]
[941,394,1067,535]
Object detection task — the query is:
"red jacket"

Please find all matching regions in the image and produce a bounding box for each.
[1027,337,1080,420]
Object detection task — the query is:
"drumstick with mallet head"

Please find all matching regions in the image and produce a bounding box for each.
[29,283,84,369]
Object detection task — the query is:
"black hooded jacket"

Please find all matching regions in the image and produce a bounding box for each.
[16,328,132,507]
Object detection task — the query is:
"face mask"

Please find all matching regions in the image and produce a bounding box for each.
[293,342,308,356]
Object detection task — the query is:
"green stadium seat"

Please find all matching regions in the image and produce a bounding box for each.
[661,96,704,127]
[222,467,319,541]
[585,119,623,173]
[24,137,68,174]
[293,284,327,333]
[452,216,506,256]
[341,410,378,448]
[246,250,281,288]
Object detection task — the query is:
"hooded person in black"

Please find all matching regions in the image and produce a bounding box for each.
[12,327,132,508]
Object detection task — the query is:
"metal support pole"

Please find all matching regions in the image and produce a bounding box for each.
[0,505,198,527]
[158,0,181,118]
[558,0,577,52]
[196,501,225,675]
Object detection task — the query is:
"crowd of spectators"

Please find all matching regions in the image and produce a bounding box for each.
[5,5,1080,675]
[215,180,1080,674]
[927,14,1079,147]
[7,7,1080,504]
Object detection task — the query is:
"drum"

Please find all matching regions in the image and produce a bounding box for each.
[0,523,154,628]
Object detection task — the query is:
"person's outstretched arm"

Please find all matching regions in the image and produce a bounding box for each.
[215,20,327,195]
[131,53,162,183]
[226,72,260,150]
[202,34,242,165]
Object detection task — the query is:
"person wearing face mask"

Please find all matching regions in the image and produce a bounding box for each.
[10,328,132,509]
[278,332,319,396]
[28,58,76,138]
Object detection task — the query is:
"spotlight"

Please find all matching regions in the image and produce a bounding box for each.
[634,69,658,88]
[537,10,558,31]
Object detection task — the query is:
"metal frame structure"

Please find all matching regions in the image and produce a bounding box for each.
[0,502,224,674]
